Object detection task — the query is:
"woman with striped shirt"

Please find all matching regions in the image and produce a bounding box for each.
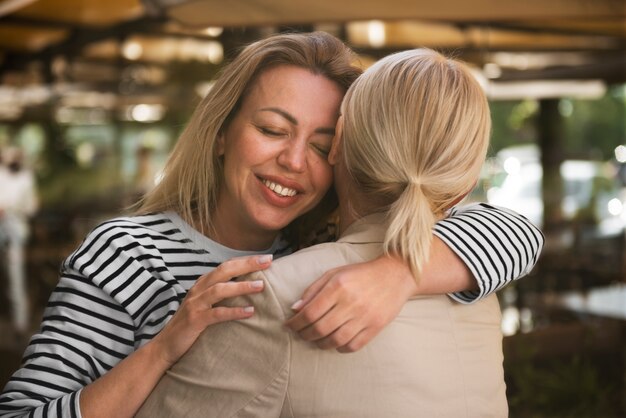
[0,32,542,418]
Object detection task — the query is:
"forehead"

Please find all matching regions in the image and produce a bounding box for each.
[241,65,344,116]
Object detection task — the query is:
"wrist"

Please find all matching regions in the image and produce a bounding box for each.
[383,254,420,298]
[144,335,176,370]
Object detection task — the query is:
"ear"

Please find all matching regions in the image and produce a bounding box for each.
[216,131,226,156]
[328,115,344,166]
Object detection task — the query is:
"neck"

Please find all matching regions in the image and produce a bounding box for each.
[334,161,371,236]
[337,189,373,237]
[206,225,277,251]
[201,209,278,251]
[337,205,358,237]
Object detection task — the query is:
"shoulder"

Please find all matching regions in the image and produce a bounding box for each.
[259,241,374,312]
[446,202,521,218]
[438,202,544,248]
[446,202,542,229]
[270,241,365,276]
[59,213,189,319]
[64,212,185,272]
[90,212,181,238]
[263,242,340,285]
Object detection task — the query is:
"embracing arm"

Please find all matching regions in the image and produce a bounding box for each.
[434,203,544,302]
[286,203,544,351]
[0,256,269,418]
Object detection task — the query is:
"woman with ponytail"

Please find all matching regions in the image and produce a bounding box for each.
[139,48,527,418]
[340,48,491,284]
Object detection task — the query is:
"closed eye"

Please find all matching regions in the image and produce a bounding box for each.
[258,126,286,137]
[311,144,330,157]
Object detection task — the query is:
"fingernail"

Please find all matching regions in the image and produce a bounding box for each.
[243,306,254,314]
[251,280,264,289]
[257,254,273,264]
[291,299,304,311]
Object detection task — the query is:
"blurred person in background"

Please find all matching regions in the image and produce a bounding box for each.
[0,146,38,336]
[0,32,541,417]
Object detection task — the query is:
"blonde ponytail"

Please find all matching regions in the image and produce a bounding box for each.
[384,182,435,280]
[340,48,490,283]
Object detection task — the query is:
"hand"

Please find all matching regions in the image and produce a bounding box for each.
[151,254,272,366]
[285,255,417,353]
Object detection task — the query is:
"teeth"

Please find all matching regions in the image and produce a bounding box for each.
[262,179,297,197]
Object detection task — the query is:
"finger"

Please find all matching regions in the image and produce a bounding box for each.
[285,285,338,332]
[204,279,265,306]
[196,254,273,291]
[336,328,375,353]
[206,306,255,326]
[291,271,334,311]
[297,304,352,341]
[314,319,360,350]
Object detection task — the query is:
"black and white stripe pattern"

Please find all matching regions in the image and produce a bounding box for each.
[0,212,290,418]
[0,204,542,417]
[437,203,544,303]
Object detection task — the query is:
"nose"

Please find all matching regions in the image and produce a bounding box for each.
[277,138,307,173]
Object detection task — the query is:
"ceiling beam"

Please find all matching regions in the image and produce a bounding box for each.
[157,0,626,27]
[0,15,80,30]
[0,15,166,76]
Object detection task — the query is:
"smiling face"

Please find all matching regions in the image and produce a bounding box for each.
[213,65,343,250]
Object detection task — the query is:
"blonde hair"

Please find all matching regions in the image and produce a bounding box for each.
[135,32,361,236]
[340,48,491,281]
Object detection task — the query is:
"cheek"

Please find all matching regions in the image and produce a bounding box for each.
[310,159,334,200]
[222,137,255,176]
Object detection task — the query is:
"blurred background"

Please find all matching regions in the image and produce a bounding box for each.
[0,0,624,416]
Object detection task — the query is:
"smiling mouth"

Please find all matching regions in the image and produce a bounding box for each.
[261,178,298,197]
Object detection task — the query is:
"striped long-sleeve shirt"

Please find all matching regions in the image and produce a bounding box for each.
[0,204,543,417]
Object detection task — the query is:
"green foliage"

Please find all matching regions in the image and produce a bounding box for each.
[37,159,126,212]
[562,86,626,160]
[489,85,626,160]
[490,100,538,155]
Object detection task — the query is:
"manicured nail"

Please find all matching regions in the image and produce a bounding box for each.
[291,299,304,311]
[243,306,254,314]
[257,254,273,264]
[250,280,264,289]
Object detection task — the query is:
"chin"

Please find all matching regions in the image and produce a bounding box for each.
[255,213,299,233]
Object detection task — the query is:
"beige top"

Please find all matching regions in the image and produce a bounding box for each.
[138,213,507,418]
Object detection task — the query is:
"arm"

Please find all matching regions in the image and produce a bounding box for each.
[0,271,137,418]
[80,256,269,418]
[0,256,270,418]
[286,203,544,351]
[435,203,544,302]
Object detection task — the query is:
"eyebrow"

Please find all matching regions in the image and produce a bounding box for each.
[260,107,297,125]
[260,107,335,136]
